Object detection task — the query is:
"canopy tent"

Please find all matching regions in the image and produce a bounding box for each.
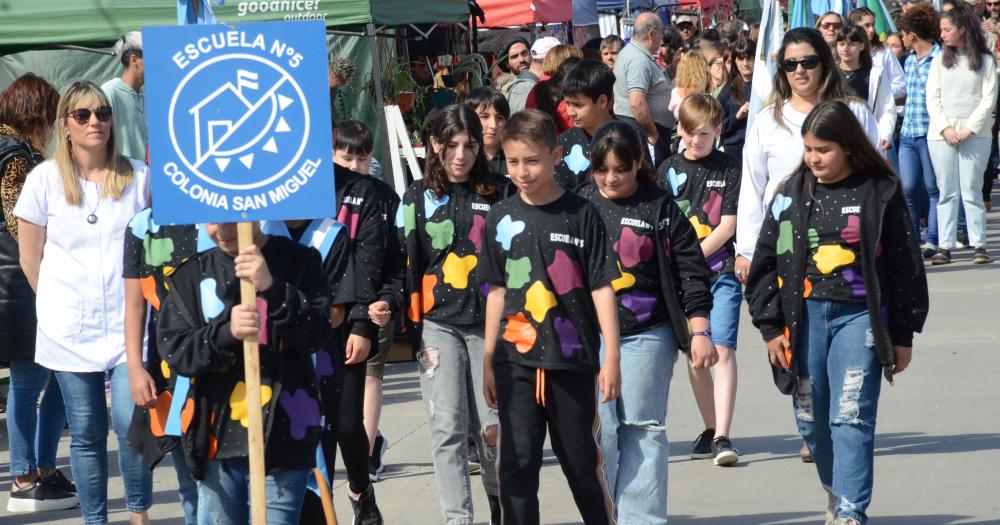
[0,0,469,55]
[477,0,574,27]
[574,0,600,26]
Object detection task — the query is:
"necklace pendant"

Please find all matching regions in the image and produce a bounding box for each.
[87,213,98,224]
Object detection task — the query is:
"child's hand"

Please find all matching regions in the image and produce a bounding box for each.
[344,333,371,365]
[892,346,912,375]
[369,300,391,327]
[128,365,159,409]
[330,305,346,328]
[689,335,719,369]
[737,102,750,120]
[598,358,621,403]
[230,304,260,341]
[766,334,791,369]
[483,362,498,409]
[734,255,751,284]
[234,245,273,292]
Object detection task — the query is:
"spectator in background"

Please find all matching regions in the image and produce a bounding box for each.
[676,14,700,49]
[816,12,845,50]
[926,4,997,265]
[0,73,77,514]
[708,45,731,97]
[717,19,746,44]
[601,35,625,68]
[497,37,533,107]
[717,38,755,161]
[898,4,942,260]
[669,52,710,121]
[836,26,897,154]
[102,32,147,162]
[849,7,906,105]
[466,87,512,177]
[15,80,153,525]
[747,22,761,43]
[507,37,558,113]
[528,46,583,133]
[658,27,685,80]
[697,28,726,65]
[614,12,674,166]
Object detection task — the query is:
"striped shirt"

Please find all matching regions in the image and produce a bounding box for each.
[901,44,941,138]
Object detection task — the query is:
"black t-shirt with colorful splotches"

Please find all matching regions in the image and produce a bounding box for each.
[578,183,671,335]
[122,209,199,389]
[555,127,596,191]
[806,172,866,302]
[399,178,504,327]
[480,191,619,373]
[657,150,741,279]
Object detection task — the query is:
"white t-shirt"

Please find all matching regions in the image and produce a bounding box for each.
[735,100,880,260]
[14,159,151,372]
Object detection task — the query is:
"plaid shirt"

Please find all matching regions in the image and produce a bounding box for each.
[901,44,941,138]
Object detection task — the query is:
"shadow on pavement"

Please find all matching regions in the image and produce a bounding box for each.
[663,513,996,525]
[874,431,1000,456]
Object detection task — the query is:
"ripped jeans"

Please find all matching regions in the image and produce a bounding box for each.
[794,300,882,524]
[599,323,677,524]
[418,319,499,525]
[196,458,308,525]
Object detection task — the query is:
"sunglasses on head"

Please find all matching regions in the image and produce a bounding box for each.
[780,55,821,72]
[820,22,843,30]
[67,106,113,125]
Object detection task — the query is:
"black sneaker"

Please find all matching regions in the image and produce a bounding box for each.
[40,469,77,493]
[7,479,78,513]
[711,436,740,466]
[488,493,502,525]
[691,428,715,459]
[368,434,388,482]
[350,485,384,525]
[921,244,936,259]
[931,248,952,265]
[973,247,991,264]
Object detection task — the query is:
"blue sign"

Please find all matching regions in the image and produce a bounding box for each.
[144,20,335,224]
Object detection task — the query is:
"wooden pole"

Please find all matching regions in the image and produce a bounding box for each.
[237,222,267,525]
[313,468,339,525]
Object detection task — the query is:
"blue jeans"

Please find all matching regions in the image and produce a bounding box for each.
[794,300,882,524]
[55,363,153,525]
[599,324,678,525]
[7,360,65,476]
[898,135,939,246]
[709,273,742,349]
[171,447,200,525]
[196,458,308,525]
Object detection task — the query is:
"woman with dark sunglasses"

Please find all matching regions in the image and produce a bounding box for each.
[816,12,845,49]
[14,81,154,525]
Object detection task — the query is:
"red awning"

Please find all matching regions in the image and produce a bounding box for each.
[477,0,573,27]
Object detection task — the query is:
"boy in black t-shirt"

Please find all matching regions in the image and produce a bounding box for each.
[555,59,616,191]
[656,94,743,466]
[481,109,621,524]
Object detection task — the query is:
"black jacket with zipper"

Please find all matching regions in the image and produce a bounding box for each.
[745,170,929,394]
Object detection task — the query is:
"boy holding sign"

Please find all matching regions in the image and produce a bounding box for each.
[156,222,332,525]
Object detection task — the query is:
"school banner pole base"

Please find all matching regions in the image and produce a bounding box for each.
[238,222,267,525]
[313,468,339,525]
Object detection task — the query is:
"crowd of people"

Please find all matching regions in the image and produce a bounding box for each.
[6,0,998,522]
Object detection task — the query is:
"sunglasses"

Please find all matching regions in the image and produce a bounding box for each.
[67,106,113,125]
[780,55,822,72]
[820,22,844,30]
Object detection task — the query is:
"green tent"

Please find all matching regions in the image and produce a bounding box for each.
[0,0,468,55]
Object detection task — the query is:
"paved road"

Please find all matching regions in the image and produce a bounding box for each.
[1,207,998,525]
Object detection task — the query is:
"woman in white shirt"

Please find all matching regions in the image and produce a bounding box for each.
[735,28,880,282]
[849,7,907,103]
[15,81,153,525]
[926,6,998,265]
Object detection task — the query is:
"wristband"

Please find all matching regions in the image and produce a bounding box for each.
[691,330,712,338]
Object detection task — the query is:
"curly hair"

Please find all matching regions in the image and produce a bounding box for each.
[675,51,710,98]
[542,44,583,76]
[898,3,940,42]
[0,73,59,152]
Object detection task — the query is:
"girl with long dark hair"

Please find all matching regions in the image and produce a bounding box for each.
[926,5,998,264]
[746,100,928,525]
[578,121,715,524]
[717,37,755,161]
[836,26,897,152]
[398,104,504,524]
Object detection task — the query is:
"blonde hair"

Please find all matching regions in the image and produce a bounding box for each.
[678,93,724,133]
[542,44,583,76]
[54,81,134,205]
[674,52,710,99]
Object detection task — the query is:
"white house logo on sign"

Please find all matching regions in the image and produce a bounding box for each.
[144,21,334,224]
